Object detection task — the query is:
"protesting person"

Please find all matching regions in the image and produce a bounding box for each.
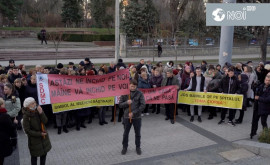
[5,59,15,73]
[0,98,17,165]
[119,79,145,155]
[8,66,22,84]
[218,68,239,126]
[149,67,163,114]
[22,97,51,165]
[185,67,206,122]
[4,83,21,125]
[234,74,249,124]
[97,69,108,125]
[138,72,151,116]
[161,69,180,124]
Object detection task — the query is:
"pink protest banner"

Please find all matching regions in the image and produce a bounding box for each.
[37,69,130,105]
[139,86,178,104]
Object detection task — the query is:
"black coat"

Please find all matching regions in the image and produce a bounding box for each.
[257,84,270,116]
[25,82,38,103]
[0,108,17,158]
[15,85,26,108]
[218,75,239,94]
[238,74,249,110]
[8,73,22,84]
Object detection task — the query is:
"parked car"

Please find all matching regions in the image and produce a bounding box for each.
[188,39,199,46]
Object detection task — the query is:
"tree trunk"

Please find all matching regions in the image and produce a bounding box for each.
[0,13,3,27]
[261,26,269,62]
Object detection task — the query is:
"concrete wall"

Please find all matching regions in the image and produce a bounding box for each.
[0,30,37,38]
[126,46,270,57]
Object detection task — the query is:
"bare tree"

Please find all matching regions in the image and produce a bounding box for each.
[168,0,189,37]
[48,32,70,66]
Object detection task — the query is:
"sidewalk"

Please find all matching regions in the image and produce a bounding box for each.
[6,105,269,165]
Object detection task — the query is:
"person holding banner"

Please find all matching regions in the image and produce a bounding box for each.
[119,79,145,155]
[138,72,151,116]
[161,69,180,124]
[218,68,239,126]
[22,97,51,165]
[149,67,163,114]
[185,67,206,122]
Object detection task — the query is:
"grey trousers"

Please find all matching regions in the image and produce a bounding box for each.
[190,105,202,116]
[56,112,67,127]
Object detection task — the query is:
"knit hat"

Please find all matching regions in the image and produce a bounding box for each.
[79,61,85,66]
[85,58,90,62]
[57,63,64,69]
[23,97,35,108]
[173,69,179,75]
[9,59,15,64]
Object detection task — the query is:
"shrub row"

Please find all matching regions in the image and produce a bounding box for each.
[37,32,115,42]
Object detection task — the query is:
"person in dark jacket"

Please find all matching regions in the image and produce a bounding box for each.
[136,59,146,74]
[185,67,206,122]
[235,74,249,124]
[8,66,22,84]
[14,78,26,130]
[149,68,163,114]
[22,97,51,165]
[40,27,47,45]
[218,68,239,126]
[255,75,270,129]
[161,69,180,124]
[0,98,17,165]
[25,75,38,103]
[5,59,15,74]
[138,72,151,116]
[116,59,126,69]
[157,42,162,57]
[207,71,222,119]
[108,61,116,73]
[119,79,145,155]
[84,58,93,71]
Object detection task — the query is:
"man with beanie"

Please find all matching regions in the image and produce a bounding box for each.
[84,58,93,70]
[5,59,15,73]
[119,79,145,155]
[116,59,126,69]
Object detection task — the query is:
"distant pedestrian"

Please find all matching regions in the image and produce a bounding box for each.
[40,27,47,45]
[157,42,162,57]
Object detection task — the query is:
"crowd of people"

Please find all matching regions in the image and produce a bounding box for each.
[1,57,270,164]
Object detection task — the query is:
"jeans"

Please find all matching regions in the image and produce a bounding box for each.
[122,118,141,149]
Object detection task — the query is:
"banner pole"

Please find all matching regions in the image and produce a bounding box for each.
[174,103,177,122]
[114,104,116,125]
[129,94,132,123]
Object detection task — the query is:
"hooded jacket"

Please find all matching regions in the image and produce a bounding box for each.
[4,94,21,118]
[22,107,51,157]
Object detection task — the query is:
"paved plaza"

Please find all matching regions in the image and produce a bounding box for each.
[4,105,270,165]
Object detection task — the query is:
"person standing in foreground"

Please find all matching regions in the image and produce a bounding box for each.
[22,97,51,165]
[119,79,145,155]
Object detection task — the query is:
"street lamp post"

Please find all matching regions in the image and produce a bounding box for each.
[115,0,120,62]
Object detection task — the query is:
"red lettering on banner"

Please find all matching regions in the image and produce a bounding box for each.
[39,83,46,104]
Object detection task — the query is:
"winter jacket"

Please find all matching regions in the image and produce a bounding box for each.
[0,82,4,98]
[8,73,22,84]
[243,72,257,99]
[22,107,51,157]
[119,89,145,119]
[138,77,151,89]
[163,62,173,78]
[149,74,163,87]
[207,72,222,92]
[181,71,190,90]
[187,75,206,92]
[15,85,26,108]
[4,95,21,118]
[238,74,249,111]
[218,75,239,94]
[161,75,180,89]
[0,108,17,158]
[257,84,270,116]
[25,82,38,103]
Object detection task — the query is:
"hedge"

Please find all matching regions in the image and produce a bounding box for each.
[37,32,115,42]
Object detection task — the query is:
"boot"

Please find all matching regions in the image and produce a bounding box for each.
[63,126,69,133]
[57,127,62,134]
